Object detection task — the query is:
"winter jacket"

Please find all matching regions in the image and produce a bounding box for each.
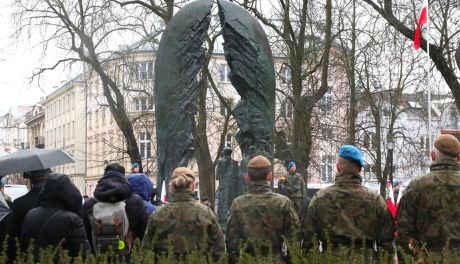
[82,171,148,252]
[7,183,43,238]
[7,183,43,260]
[20,173,88,260]
[128,173,158,215]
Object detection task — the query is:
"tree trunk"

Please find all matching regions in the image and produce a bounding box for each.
[193,81,215,205]
[347,0,357,144]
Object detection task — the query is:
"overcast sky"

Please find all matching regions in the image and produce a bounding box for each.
[0,0,69,114]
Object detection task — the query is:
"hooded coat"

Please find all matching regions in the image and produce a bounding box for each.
[128,173,157,215]
[20,173,88,259]
[82,171,148,251]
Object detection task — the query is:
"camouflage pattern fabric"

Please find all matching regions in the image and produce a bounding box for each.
[226,182,300,263]
[142,189,224,259]
[302,172,395,253]
[280,172,306,214]
[396,159,460,254]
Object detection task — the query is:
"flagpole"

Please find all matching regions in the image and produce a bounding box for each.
[427,0,432,156]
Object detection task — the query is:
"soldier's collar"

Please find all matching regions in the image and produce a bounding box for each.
[247,182,271,193]
[334,172,362,183]
[172,189,196,202]
[431,159,460,171]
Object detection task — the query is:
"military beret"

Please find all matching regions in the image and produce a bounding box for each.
[248,155,271,169]
[338,145,365,167]
[171,167,195,180]
[287,161,296,169]
[434,134,460,157]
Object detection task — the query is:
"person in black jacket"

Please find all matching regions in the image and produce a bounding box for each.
[7,169,50,259]
[20,173,88,260]
[82,163,148,253]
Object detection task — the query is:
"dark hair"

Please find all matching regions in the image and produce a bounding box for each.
[104,163,125,175]
[248,167,271,181]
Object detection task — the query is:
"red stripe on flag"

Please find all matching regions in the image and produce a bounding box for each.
[414,6,427,50]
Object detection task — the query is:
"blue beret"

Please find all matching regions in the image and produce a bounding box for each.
[393,179,400,187]
[287,162,296,169]
[338,145,364,167]
[132,163,139,169]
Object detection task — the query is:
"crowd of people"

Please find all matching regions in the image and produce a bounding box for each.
[0,133,459,263]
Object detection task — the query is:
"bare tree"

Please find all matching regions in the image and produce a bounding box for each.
[355,22,425,196]
[234,0,334,182]
[12,0,162,167]
[362,0,460,111]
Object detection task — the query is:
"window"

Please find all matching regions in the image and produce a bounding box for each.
[135,97,154,111]
[420,135,431,153]
[321,155,334,182]
[322,127,333,140]
[363,164,377,178]
[220,64,230,83]
[140,132,151,159]
[450,107,458,124]
[137,62,154,80]
[373,81,382,91]
[363,132,378,150]
[320,87,333,113]
[95,110,99,128]
[286,100,293,119]
[225,134,233,148]
[382,106,391,118]
[88,112,93,129]
[101,107,107,125]
[284,68,292,81]
[220,102,227,116]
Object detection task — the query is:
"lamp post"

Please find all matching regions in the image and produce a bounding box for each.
[387,136,394,186]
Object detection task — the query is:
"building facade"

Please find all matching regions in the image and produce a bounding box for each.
[43,77,87,194]
[0,106,33,153]
[24,104,45,149]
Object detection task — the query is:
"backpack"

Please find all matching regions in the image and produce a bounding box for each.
[89,200,130,254]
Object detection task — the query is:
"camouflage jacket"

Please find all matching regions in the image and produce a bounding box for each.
[142,189,224,257]
[302,172,395,252]
[396,159,460,253]
[226,182,300,258]
[280,172,305,199]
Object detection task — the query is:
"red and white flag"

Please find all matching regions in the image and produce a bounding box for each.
[414,0,428,50]
[387,184,397,218]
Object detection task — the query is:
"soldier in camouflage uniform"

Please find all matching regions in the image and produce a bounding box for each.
[397,134,460,257]
[142,167,224,261]
[226,155,300,263]
[302,145,395,255]
[279,161,306,215]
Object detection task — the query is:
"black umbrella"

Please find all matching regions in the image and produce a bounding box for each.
[0,148,75,175]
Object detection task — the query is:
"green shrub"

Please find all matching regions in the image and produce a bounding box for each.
[1,237,459,264]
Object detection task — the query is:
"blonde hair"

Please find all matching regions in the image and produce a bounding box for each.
[170,167,195,190]
[171,174,194,189]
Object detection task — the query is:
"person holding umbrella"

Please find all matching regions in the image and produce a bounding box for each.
[0,148,76,259]
[7,168,52,258]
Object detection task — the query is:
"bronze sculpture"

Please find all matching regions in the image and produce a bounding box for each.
[155,0,275,201]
